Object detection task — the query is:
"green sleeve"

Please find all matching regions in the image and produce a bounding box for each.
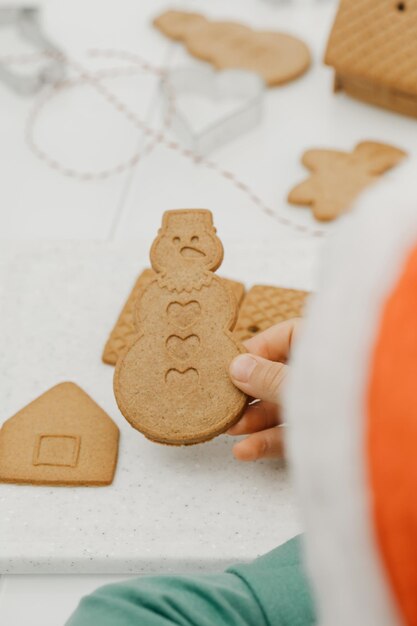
[66,536,315,626]
[228,536,315,626]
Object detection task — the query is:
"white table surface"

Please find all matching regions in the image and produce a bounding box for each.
[0,239,309,577]
[1,0,416,623]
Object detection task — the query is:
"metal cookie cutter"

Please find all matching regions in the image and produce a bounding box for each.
[161,65,265,156]
[0,6,65,95]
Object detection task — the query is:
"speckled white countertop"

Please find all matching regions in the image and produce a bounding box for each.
[0,238,318,574]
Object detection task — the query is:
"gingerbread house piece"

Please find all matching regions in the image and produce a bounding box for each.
[234,285,309,342]
[0,383,119,486]
[325,0,417,118]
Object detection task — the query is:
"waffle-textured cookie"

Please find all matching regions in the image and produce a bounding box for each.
[0,383,119,486]
[103,269,245,366]
[153,10,310,87]
[325,0,417,117]
[234,285,309,342]
[288,142,406,221]
[114,210,247,446]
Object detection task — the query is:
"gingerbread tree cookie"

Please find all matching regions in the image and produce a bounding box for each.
[114,210,247,445]
[153,10,311,87]
[288,141,407,221]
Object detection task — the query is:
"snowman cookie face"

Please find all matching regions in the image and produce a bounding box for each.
[150,210,224,276]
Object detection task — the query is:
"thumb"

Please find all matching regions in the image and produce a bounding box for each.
[229,354,287,404]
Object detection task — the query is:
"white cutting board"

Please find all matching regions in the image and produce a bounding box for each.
[0,237,318,573]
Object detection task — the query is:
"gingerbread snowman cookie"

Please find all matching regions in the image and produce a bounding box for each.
[153,10,311,88]
[114,209,247,445]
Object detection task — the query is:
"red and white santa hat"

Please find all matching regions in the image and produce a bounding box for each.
[286,159,417,626]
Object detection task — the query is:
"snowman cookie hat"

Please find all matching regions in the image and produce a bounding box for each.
[286,159,417,626]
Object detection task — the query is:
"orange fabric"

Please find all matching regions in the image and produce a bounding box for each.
[368,243,417,626]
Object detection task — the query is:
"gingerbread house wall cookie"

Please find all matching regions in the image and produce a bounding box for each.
[0,383,119,486]
[325,0,417,118]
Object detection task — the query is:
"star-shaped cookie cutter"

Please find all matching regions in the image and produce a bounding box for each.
[160,65,265,156]
[0,6,65,95]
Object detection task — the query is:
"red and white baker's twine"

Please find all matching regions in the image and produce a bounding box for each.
[2,48,326,237]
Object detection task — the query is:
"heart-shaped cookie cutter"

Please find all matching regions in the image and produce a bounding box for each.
[0,6,65,95]
[160,65,265,155]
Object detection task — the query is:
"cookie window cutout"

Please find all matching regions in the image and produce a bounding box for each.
[33,434,81,467]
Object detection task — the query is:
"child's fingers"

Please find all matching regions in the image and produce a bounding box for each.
[232,426,285,461]
[230,354,287,404]
[243,318,300,363]
[227,401,281,435]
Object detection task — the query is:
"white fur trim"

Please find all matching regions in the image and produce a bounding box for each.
[285,160,417,626]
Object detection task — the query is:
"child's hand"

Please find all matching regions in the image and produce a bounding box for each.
[228,319,300,461]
